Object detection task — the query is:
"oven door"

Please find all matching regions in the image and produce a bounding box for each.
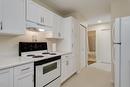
[36,59,61,87]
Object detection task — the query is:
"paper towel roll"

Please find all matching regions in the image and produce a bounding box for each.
[52,43,56,52]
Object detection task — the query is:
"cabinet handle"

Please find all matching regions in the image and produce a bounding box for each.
[40,17,43,23]
[66,61,69,66]
[21,67,30,72]
[0,22,2,30]
[58,32,61,37]
[42,17,44,23]
[65,56,69,58]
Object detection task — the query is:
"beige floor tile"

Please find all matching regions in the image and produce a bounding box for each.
[61,67,114,87]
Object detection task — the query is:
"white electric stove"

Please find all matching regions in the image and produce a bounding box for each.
[19,42,61,87]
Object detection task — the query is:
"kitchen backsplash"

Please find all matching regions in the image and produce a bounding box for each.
[0,30,57,57]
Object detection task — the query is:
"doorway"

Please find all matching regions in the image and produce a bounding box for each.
[88,30,96,65]
[87,28,112,68]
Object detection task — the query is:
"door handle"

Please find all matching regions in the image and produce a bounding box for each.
[42,17,44,23]
[40,17,42,23]
[21,67,30,72]
[113,43,121,45]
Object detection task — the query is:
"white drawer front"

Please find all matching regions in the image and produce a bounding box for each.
[14,63,34,76]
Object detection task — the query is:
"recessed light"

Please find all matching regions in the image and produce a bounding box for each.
[97,20,102,23]
[38,28,45,32]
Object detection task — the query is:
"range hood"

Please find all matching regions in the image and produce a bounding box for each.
[26,21,51,32]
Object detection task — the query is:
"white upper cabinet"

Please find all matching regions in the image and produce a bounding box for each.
[26,0,42,25]
[26,0,53,28]
[0,68,13,87]
[41,8,53,27]
[0,0,26,35]
[45,13,64,39]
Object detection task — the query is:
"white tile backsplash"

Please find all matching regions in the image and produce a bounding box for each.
[0,30,56,57]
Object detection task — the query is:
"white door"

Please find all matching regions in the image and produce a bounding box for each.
[2,0,25,34]
[0,68,13,87]
[97,29,111,63]
[67,54,75,77]
[14,63,34,87]
[61,55,67,83]
[80,25,87,70]
[14,73,34,87]
[43,9,53,27]
[27,0,42,24]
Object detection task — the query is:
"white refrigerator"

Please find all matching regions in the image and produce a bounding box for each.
[113,16,130,87]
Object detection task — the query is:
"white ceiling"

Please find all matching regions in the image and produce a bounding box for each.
[40,0,111,24]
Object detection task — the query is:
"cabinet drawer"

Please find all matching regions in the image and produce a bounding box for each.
[14,63,34,76]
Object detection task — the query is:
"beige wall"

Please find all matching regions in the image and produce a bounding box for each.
[111,0,130,18]
[0,30,56,57]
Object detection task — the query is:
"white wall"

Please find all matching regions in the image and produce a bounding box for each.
[0,30,56,57]
[88,23,111,63]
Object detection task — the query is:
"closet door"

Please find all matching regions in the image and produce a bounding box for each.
[97,29,111,63]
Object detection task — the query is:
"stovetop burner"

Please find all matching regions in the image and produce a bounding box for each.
[27,55,44,58]
[42,52,50,54]
[33,55,44,58]
[42,52,57,55]
[27,55,35,57]
[49,53,57,55]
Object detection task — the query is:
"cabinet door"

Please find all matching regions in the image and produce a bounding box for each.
[57,16,63,38]
[27,0,42,24]
[72,18,80,72]
[14,73,34,87]
[0,68,13,87]
[2,0,25,34]
[42,9,53,27]
[14,63,34,87]
[69,54,77,75]
[52,14,63,38]
[61,55,67,83]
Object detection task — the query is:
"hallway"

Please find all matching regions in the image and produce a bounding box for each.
[61,65,113,87]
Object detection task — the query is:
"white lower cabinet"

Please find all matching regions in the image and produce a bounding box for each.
[14,63,34,87]
[0,63,34,87]
[0,68,13,87]
[61,53,76,83]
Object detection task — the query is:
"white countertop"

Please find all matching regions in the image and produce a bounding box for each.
[0,56,34,70]
[0,51,72,70]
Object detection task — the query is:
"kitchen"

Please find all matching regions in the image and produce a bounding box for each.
[0,0,130,87]
[0,0,81,87]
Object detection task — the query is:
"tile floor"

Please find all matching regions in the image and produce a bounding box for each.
[61,63,113,87]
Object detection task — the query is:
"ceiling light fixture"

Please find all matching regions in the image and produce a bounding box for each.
[97,20,102,23]
[38,28,45,32]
